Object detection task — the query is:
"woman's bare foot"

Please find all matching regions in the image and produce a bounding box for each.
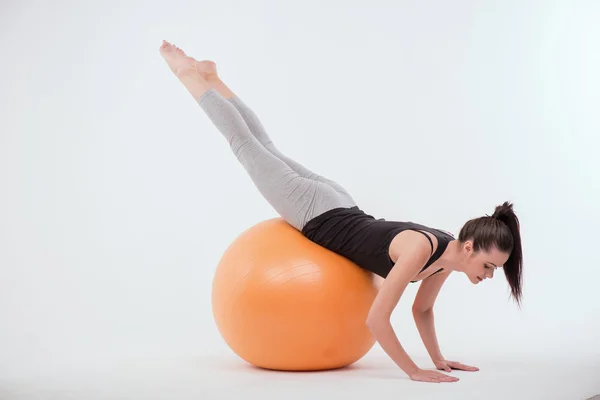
[195,60,218,81]
[159,40,211,100]
[159,40,197,76]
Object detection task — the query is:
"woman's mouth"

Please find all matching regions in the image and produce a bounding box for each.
[477,276,483,282]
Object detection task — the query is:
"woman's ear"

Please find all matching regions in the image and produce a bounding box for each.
[463,240,473,254]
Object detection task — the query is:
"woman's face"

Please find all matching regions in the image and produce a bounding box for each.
[461,241,510,284]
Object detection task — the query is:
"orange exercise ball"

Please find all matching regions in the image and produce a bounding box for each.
[211,218,379,371]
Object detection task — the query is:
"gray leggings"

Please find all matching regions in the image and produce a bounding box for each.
[198,88,356,231]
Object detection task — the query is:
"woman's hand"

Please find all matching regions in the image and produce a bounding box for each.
[434,359,479,372]
[409,368,459,383]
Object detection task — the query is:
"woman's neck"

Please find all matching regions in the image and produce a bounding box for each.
[438,240,464,272]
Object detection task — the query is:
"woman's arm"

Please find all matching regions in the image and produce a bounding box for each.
[411,269,452,363]
[412,270,480,373]
[365,231,435,376]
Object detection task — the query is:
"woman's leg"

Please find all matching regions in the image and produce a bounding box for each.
[196,61,356,206]
[228,95,356,204]
[159,41,354,230]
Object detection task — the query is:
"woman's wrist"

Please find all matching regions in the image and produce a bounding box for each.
[405,364,421,376]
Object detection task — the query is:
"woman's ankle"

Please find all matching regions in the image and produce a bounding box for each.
[204,75,235,99]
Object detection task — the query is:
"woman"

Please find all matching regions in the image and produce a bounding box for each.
[159,40,523,384]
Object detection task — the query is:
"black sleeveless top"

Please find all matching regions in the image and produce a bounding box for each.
[301,206,455,282]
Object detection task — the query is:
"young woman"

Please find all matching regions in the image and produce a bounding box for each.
[159,40,523,384]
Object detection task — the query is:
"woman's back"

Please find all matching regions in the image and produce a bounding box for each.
[301,206,454,279]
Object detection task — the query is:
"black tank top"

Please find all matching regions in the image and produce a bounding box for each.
[301,206,454,281]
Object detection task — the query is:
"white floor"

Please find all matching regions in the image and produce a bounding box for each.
[1,349,598,400]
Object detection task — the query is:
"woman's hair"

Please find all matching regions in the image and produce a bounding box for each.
[458,201,523,306]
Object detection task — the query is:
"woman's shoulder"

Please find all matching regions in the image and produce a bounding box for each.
[388,229,439,263]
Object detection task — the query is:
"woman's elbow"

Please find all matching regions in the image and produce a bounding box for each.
[412,304,433,315]
[366,313,389,330]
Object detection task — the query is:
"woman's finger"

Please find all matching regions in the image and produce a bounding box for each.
[435,372,458,382]
[450,362,478,371]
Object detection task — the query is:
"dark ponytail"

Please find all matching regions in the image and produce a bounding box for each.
[458,201,523,306]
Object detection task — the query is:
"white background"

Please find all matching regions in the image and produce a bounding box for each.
[1,0,599,398]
